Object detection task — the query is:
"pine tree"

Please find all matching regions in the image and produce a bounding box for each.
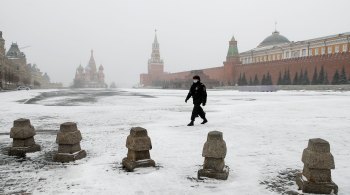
[324,72,329,85]
[249,77,253,86]
[242,73,248,86]
[282,70,287,85]
[253,74,259,85]
[311,67,318,85]
[332,70,340,85]
[266,72,272,85]
[261,74,266,85]
[298,69,304,84]
[293,72,299,85]
[286,69,291,85]
[318,66,325,84]
[302,70,310,85]
[277,71,282,85]
[339,66,347,84]
[238,73,242,85]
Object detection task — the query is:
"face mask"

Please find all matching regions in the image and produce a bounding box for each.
[193,79,198,83]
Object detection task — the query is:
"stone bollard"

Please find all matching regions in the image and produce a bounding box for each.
[296,138,338,194]
[198,131,229,180]
[53,122,86,162]
[9,118,41,156]
[122,127,155,171]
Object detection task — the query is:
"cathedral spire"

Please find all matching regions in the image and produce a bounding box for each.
[87,49,97,72]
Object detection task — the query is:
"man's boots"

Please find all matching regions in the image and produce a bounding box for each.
[201,118,208,124]
[187,121,194,126]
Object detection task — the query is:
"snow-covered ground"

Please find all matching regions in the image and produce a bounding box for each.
[0,88,349,195]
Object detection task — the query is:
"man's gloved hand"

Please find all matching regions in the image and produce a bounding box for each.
[202,102,206,106]
[185,99,188,103]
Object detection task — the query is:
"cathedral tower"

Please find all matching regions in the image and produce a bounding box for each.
[88,50,97,73]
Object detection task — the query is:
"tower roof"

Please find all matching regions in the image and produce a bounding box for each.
[78,64,84,71]
[6,43,25,58]
[43,72,50,81]
[227,35,239,58]
[230,35,236,42]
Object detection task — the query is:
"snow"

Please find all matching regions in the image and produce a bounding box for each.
[0,88,350,194]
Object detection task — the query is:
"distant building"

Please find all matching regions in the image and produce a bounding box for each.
[140,30,350,88]
[6,42,30,86]
[0,31,18,89]
[140,32,166,87]
[73,50,107,88]
[239,31,350,64]
[0,31,57,89]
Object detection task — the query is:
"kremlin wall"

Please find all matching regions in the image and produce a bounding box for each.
[140,31,350,88]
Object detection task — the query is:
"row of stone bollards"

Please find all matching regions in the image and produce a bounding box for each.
[5,118,338,194]
[6,119,229,178]
[8,118,86,162]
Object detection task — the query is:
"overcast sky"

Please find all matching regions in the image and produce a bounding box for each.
[1,0,349,87]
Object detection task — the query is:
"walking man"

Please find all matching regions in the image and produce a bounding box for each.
[185,75,208,126]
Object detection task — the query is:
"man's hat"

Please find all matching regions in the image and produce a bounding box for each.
[193,75,200,81]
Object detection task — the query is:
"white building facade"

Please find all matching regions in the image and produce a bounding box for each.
[240,31,350,64]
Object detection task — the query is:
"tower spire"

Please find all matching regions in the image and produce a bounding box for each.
[274,21,278,32]
[153,29,158,45]
[148,30,163,66]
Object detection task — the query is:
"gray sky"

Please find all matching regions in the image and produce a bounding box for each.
[1,0,349,87]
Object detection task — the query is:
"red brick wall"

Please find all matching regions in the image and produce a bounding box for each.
[141,52,350,86]
[202,66,224,81]
[140,73,150,86]
[158,66,224,83]
[233,52,350,85]
[162,71,189,81]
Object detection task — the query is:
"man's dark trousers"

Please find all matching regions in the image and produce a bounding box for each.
[191,104,205,121]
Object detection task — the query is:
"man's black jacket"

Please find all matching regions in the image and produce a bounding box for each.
[185,82,207,105]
